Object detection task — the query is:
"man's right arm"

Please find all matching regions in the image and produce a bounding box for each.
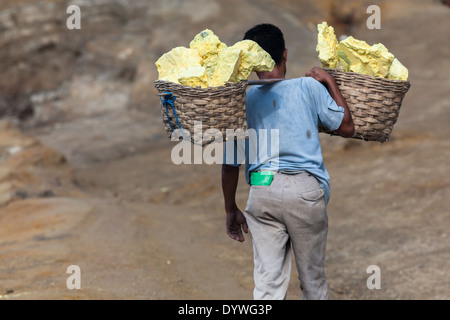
[222,164,248,242]
[322,76,355,138]
[306,66,355,138]
[222,164,239,213]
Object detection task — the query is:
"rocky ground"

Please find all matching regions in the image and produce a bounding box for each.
[0,0,449,300]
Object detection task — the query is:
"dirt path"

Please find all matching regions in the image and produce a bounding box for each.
[6,107,446,300]
[1,110,259,300]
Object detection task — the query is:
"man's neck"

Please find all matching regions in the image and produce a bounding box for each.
[257,64,285,80]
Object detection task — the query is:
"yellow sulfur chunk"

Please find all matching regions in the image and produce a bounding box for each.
[316,22,339,69]
[178,66,209,88]
[368,43,395,78]
[229,40,275,82]
[337,36,394,78]
[155,47,202,84]
[388,58,409,81]
[337,36,373,75]
[155,30,276,88]
[316,22,409,81]
[209,47,242,87]
[190,29,227,78]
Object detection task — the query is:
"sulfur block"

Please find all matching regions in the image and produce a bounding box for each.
[388,58,408,81]
[368,43,395,78]
[315,22,409,81]
[209,47,242,87]
[155,47,202,84]
[337,36,373,74]
[316,22,339,69]
[190,29,227,78]
[178,66,209,88]
[336,36,403,79]
[229,40,275,82]
[156,30,277,88]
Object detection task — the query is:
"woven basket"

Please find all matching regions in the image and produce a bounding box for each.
[323,68,411,142]
[154,80,248,146]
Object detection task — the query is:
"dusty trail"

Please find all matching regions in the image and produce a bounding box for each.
[1,111,257,300]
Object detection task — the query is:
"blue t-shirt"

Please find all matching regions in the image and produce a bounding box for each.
[224,77,344,205]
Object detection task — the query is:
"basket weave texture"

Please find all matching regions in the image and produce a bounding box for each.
[154,80,248,146]
[323,68,411,142]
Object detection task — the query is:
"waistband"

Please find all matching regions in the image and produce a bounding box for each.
[254,170,307,175]
[250,170,308,186]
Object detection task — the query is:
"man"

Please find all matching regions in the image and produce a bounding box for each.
[222,24,354,300]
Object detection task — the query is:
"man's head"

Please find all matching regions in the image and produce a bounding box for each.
[244,23,287,78]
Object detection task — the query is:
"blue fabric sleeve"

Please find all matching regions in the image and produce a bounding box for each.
[307,78,345,131]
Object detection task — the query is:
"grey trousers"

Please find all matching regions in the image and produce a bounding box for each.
[244,171,328,300]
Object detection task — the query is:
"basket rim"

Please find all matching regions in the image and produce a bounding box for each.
[323,68,411,86]
[154,79,248,92]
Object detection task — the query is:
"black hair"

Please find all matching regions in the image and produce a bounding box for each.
[243,24,286,65]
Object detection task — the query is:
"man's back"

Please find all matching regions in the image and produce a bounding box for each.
[244,76,345,204]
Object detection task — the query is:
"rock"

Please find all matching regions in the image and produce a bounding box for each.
[0,0,143,122]
[129,55,159,111]
[0,0,323,123]
[0,120,81,207]
[39,190,55,198]
[14,190,29,199]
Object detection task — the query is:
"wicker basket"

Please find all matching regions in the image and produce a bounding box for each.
[154,80,248,146]
[323,68,411,142]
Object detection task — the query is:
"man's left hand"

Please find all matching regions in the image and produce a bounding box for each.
[305,66,334,85]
